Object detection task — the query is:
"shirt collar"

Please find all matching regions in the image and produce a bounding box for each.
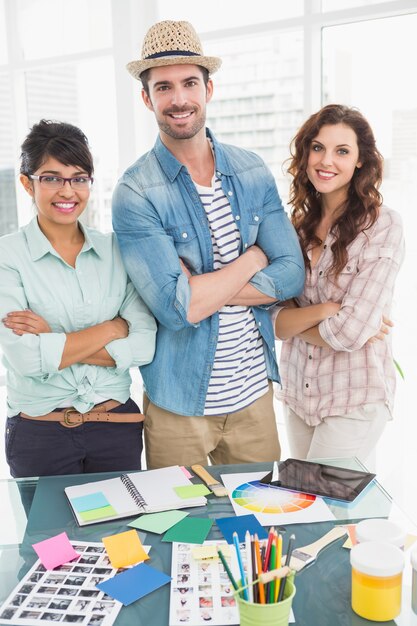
[153,127,233,182]
[24,217,103,261]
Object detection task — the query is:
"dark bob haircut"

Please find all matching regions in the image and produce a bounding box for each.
[20,119,94,177]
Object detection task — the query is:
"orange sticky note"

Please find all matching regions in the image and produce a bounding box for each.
[102,529,150,568]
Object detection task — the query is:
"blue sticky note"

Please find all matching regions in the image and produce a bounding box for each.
[96,563,171,606]
[216,514,268,544]
[70,492,110,513]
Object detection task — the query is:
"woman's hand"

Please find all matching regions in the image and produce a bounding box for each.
[2,310,129,342]
[322,302,341,317]
[107,317,129,340]
[367,315,394,343]
[2,310,52,335]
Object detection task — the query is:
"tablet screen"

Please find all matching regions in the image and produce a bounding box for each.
[262,458,376,502]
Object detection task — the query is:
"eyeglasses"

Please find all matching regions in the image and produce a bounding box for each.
[29,174,94,190]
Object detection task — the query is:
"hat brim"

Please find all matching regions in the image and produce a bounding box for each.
[126,55,222,81]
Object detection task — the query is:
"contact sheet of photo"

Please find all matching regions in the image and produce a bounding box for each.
[169,541,239,626]
[0,541,122,626]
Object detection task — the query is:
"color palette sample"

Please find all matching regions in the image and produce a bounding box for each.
[231,480,316,514]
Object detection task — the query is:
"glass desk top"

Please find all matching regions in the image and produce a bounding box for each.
[1,459,417,626]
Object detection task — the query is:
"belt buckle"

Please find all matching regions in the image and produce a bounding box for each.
[63,408,82,427]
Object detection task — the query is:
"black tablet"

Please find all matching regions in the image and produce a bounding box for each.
[260,458,376,502]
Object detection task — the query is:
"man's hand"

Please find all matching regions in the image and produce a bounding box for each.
[2,310,52,335]
[367,315,394,343]
[179,259,192,279]
[245,244,269,272]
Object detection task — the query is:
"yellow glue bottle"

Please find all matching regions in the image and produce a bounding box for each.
[350,541,404,621]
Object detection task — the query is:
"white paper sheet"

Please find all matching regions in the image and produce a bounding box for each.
[169,540,239,625]
[221,472,335,526]
[168,540,295,625]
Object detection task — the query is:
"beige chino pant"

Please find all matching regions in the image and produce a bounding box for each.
[284,402,390,472]
[143,383,280,469]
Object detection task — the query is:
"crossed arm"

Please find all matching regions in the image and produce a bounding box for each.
[3,310,128,368]
[274,300,392,348]
[178,246,276,323]
[112,169,304,329]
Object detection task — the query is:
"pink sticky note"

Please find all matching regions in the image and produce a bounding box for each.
[32,532,80,569]
[180,466,193,479]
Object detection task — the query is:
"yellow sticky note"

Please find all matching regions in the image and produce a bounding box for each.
[343,536,353,549]
[102,529,149,568]
[192,544,231,560]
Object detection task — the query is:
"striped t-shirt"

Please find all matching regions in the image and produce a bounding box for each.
[194,175,269,415]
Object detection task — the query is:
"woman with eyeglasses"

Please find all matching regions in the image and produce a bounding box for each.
[272,105,404,469]
[0,119,156,477]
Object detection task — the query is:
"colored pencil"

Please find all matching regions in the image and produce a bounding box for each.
[278,533,295,602]
[251,536,258,603]
[268,540,276,603]
[274,532,283,602]
[233,532,249,601]
[263,526,275,572]
[245,531,253,603]
[217,548,239,593]
[254,534,265,604]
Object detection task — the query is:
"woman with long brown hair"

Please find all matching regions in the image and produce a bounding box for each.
[273,104,404,467]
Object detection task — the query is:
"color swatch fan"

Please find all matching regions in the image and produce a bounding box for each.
[232,480,316,514]
[221,471,335,526]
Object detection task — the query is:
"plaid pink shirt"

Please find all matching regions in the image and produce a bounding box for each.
[273,206,405,426]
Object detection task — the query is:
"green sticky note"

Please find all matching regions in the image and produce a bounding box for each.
[128,510,189,534]
[79,505,117,522]
[162,517,213,544]
[174,484,211,499]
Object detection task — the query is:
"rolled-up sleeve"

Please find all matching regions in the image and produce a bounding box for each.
[112,178,196,331]
[0,278,66,379]
[105,281,157,374]
[249,168,305,302]
[319,210,404,352]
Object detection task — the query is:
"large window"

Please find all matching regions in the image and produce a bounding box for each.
[16,0,112,60]
[0,0,117,233]
[157,0,304,30]
[206,30,303,204]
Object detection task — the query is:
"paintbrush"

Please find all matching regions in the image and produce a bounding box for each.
[235,565,291,596]
[191,464,228,497]
[282,526,347,572]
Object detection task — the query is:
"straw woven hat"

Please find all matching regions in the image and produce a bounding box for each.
[127,20,222,80]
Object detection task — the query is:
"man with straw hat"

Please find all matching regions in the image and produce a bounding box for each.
[112,20,304,469]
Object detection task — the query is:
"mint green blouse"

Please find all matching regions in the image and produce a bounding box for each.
[0,218,156,417]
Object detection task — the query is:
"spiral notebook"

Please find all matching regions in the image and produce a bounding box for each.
[64,465,208,526]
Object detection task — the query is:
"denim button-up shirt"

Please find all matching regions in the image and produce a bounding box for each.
[112,129,304,416]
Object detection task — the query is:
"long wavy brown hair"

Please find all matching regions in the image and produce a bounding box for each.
[288,104,383,278]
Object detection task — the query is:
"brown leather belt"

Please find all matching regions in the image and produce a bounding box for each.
[20,400,144,428]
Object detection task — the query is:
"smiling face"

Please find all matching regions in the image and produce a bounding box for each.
[141,64,213,143]
[307,123,362,207]
[20,156,90,230]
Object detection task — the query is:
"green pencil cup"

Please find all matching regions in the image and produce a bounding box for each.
[236,576,296,626]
